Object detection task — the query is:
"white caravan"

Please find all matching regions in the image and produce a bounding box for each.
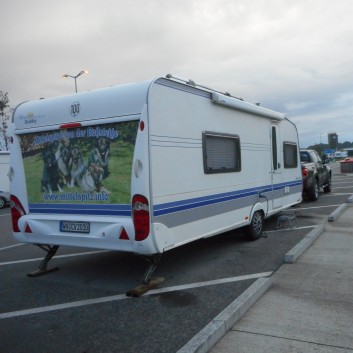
[10,75,302,277]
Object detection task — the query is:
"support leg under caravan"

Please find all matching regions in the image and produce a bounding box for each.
[126,254,164,297]
[141,254,162,284]
[27,245,60,277]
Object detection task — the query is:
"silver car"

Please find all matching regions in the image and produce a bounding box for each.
[0,191,10,209]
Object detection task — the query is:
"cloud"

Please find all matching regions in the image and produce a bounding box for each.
[1,0,353,148]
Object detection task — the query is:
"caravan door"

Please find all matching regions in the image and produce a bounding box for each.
[270,124,282,209]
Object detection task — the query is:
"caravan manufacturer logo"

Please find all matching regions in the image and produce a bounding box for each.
[70,102,80,118]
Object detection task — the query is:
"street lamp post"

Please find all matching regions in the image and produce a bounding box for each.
[62,70,88,93]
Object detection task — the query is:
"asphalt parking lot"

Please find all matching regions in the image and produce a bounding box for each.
[1,162,352,353]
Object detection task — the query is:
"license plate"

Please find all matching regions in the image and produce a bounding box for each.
[60,221,90,234]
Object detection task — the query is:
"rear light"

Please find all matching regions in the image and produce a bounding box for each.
[132,194,150,241]
[302,167,309,178]
[10,195,26,232]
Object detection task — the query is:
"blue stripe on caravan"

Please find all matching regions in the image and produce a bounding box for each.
[28,180,302,217]
[154,180,302,217]
[29,203,131,216]
[154,190,260,217]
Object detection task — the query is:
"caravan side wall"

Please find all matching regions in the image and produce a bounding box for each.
[147,79,302,252]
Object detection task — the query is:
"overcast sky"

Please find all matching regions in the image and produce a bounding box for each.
[1,0,353,147]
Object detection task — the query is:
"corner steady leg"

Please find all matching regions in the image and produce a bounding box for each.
[142,254,162,284]
[27,245,60,277]
[126,254,164,297]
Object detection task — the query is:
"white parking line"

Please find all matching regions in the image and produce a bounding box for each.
[0,250,111,266]
[0,212,10,217]
[324,193,353,196]
[266,225,316,233]
[292,204,340,211]
[331,184,353,188]
[147,272,273,295]
[0,243,25,252]
[0,271,273,319]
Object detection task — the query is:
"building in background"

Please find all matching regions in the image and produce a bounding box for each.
[328,132,338,150]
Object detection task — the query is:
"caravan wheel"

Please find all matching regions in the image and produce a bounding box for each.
[245,210,264,241]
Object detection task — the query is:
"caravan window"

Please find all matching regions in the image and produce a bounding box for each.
[283,142,298,168]
[202,132,241,174]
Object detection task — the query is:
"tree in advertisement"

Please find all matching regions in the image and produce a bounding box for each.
[0,91,11,151]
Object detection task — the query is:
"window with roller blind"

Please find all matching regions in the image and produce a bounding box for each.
[202,131,241,174]
[283,142,298,168]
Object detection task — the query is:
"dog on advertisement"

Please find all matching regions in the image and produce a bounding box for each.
[89,137,110,178]
[69,147,86,188]
[55,142,72,186]
[41,148,63,195]
[78,163,105,192]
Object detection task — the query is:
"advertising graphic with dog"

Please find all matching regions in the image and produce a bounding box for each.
[20,121,139,207]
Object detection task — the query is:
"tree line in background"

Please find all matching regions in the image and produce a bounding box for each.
[307,142,353,157]
[0,90,11,151]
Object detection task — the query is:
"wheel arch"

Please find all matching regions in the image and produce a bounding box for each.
[245,203,266,241]
[249,202,266,223]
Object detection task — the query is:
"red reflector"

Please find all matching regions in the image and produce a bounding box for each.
[139,121,145,131]
[132,194,150,241]
[10,195,26,232]
[25,223,32,233]
[119,228,129,240]
[60,122,82,129]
